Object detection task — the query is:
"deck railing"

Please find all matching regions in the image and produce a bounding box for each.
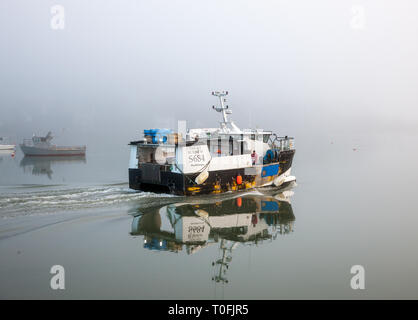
[270,136,295,151]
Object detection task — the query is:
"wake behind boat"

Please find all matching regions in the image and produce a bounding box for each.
[20,131,86,156]
[128,91,296,196]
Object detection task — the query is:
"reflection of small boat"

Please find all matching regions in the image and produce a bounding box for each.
[0,137,15,150]
[20,155,86,179]
[20,131,86,156]
[0,149,16,161]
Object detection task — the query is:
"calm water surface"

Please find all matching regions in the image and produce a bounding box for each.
[1,132,418,299]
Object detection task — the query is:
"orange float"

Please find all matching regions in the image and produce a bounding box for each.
[236,197,242,207]
[236,175,242,185]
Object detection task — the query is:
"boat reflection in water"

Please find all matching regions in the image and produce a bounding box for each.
[0,149,16,162]
[131,185,295,284]
[20,155,86,179]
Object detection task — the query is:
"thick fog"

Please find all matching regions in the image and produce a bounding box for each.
[1,0,417,150]
[2,2,418,299]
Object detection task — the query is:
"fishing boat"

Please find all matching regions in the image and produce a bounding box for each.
[20,131,86,156]
[128,91,296,195]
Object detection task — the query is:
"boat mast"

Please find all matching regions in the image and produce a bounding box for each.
[211,239,232,284]
[211,91,240,133]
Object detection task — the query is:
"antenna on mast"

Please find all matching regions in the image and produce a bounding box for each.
[212,90,239,133]
[212,91,231,123]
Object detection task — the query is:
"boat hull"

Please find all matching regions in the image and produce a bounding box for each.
[129,149,295,196]
[20,144,86,156]
[0,145,15,150]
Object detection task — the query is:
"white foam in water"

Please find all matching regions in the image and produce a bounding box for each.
[0,185,178,218]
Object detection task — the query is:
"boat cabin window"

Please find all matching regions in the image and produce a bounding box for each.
[219,137,231,156]
[207,138,219,156]
[229,135,242,156]
[207,135,243,157]
[263,134,271,143]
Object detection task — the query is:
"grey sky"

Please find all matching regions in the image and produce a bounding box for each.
[1,0,417,146]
